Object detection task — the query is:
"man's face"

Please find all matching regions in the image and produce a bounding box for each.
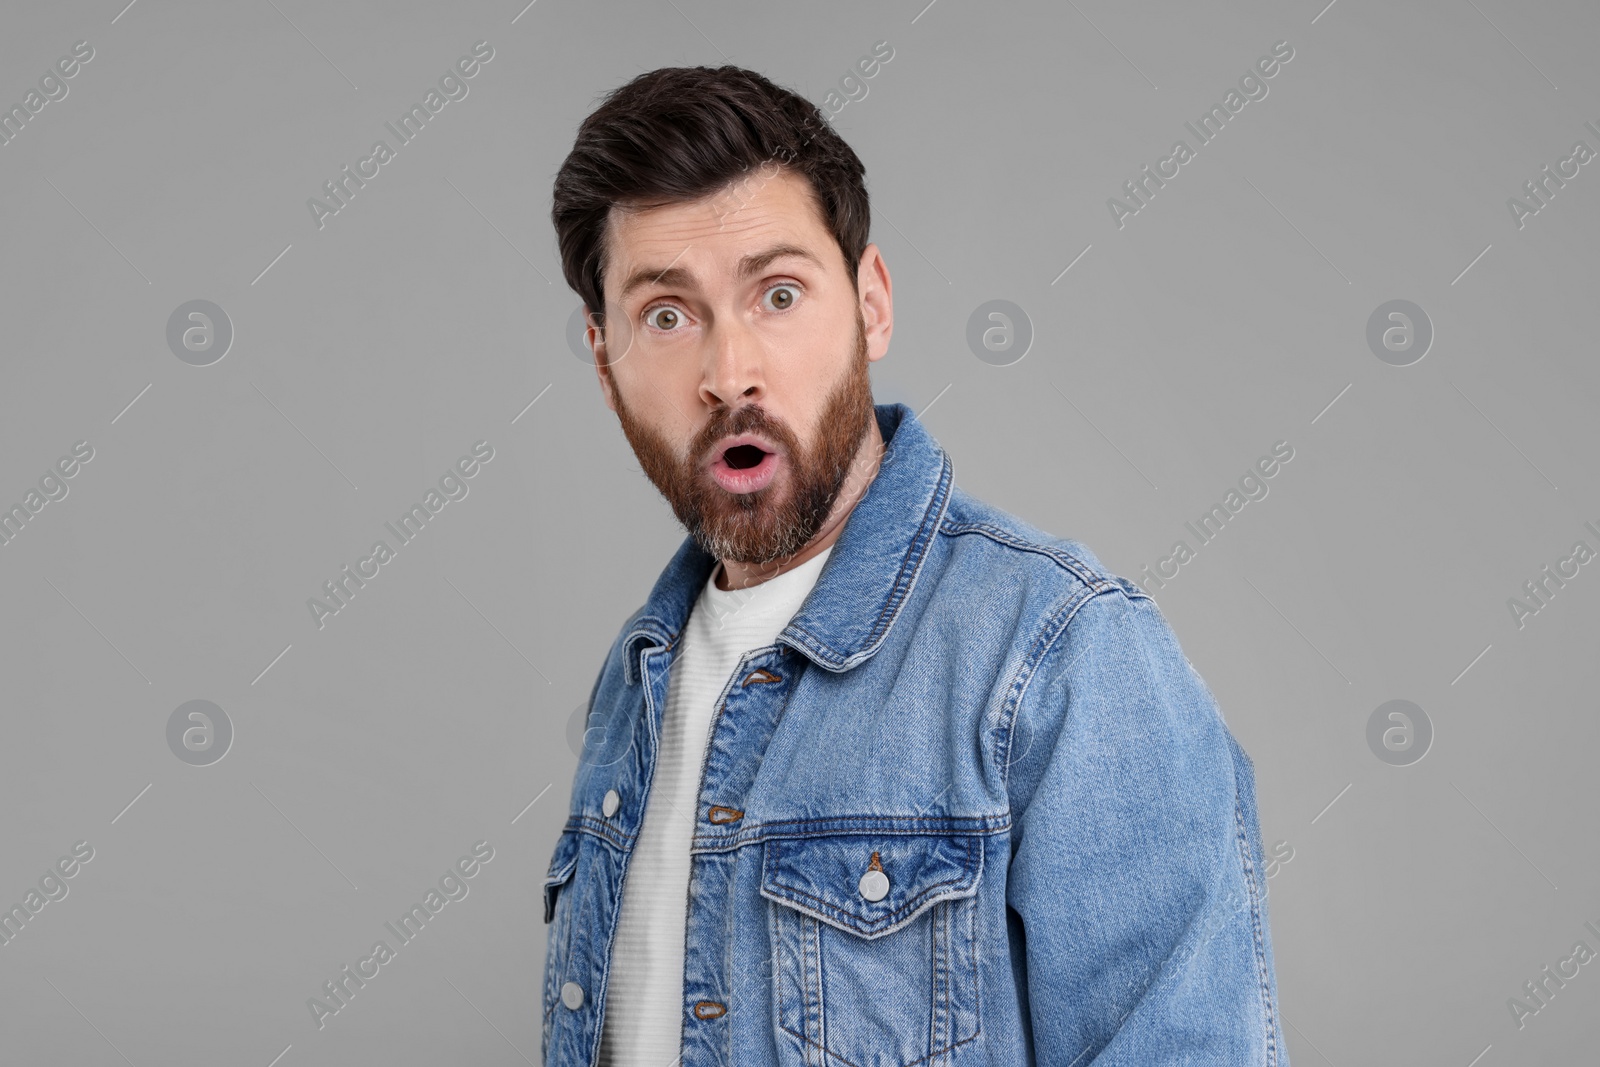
[591,168,890,566]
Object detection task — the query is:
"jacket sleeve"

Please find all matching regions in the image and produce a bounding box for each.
[1003,588,1289,1065]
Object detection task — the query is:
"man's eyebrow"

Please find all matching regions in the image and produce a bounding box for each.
[616,243,824,305]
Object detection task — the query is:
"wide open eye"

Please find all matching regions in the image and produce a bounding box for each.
[643,305,684,331]
[763,283,802,312]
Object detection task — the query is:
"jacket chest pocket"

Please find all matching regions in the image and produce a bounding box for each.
[760,832,983,1067]
[540,830,581,1064]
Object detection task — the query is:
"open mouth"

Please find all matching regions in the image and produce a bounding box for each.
[709,439,781,494]
[722,443,768,469]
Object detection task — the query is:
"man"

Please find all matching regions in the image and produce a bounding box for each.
[542,65,1288,1066]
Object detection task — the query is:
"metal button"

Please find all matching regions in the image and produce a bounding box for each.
[602,789,620,817]
[561,981,584,1010]
[858,869,890,902]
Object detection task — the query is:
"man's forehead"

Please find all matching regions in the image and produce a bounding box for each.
[602,171,831,294]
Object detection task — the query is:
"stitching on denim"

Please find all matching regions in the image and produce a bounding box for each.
[698,826,1007,854]
[808,913,823,1066]
[860,452,954,653]
[1234,782,1282,1066]
[936,898,950,1055]
[938,520,1131,597]
[542,851,575,1057]
[695,815,1010,854]
[585,830,638,1067]
[545,845,590,1061]
[641,646,665,752]
[779,909,985,1067]
[999,592,1266,1036]
[764,836,978,936]
[965,883,982,1050]
[926,896,942,1057]
[779,1025,984,1067]
[994,586,1131,790]
[563,815,633,851]
[783,452,954,669]
[774,899,791,1055]
[543,852,579,888]
[620,618,672,685]
[798,512,1150,791]
[542,869,573,926]
[762,877,973,938]
[745,814,998,830]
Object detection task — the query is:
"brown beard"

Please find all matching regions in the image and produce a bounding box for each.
[610,308,874,566]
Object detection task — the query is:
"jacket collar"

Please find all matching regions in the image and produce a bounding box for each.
[621,402,954,684]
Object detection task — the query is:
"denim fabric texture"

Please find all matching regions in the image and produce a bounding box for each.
[541,402,1289,1066]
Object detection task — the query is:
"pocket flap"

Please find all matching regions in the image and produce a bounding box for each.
[542,830,581,925]
[759,832,983,939]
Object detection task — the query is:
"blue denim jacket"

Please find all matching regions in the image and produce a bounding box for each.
[542,402,1288,1065]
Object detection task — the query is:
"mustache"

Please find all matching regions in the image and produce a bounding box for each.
[693,407,791,462]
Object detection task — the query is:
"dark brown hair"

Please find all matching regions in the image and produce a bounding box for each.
[551,65,870,318]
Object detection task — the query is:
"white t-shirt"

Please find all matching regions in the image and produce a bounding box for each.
[597,545,832,1066]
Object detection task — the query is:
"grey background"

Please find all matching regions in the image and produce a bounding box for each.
[2,0,1596,1062]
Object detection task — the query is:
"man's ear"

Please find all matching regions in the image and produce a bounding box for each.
[856,244,893,363]
[588,306,619,413]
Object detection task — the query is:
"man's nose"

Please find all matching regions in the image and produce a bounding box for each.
[700,317,765,407]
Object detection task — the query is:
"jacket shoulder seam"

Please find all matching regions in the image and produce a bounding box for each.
[939,518,1139,597]
[995,584,1139,793]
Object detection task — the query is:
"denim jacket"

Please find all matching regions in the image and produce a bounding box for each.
[541,402,1288,1066]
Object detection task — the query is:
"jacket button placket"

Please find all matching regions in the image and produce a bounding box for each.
[678,651,792,1063]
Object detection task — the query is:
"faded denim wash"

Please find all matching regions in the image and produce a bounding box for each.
[541,402,1288,1066]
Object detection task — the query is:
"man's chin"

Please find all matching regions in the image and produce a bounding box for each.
[694,515,791,565]
[691,499,817,565]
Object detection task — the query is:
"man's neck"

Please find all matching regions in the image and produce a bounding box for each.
[716,417,885,591]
